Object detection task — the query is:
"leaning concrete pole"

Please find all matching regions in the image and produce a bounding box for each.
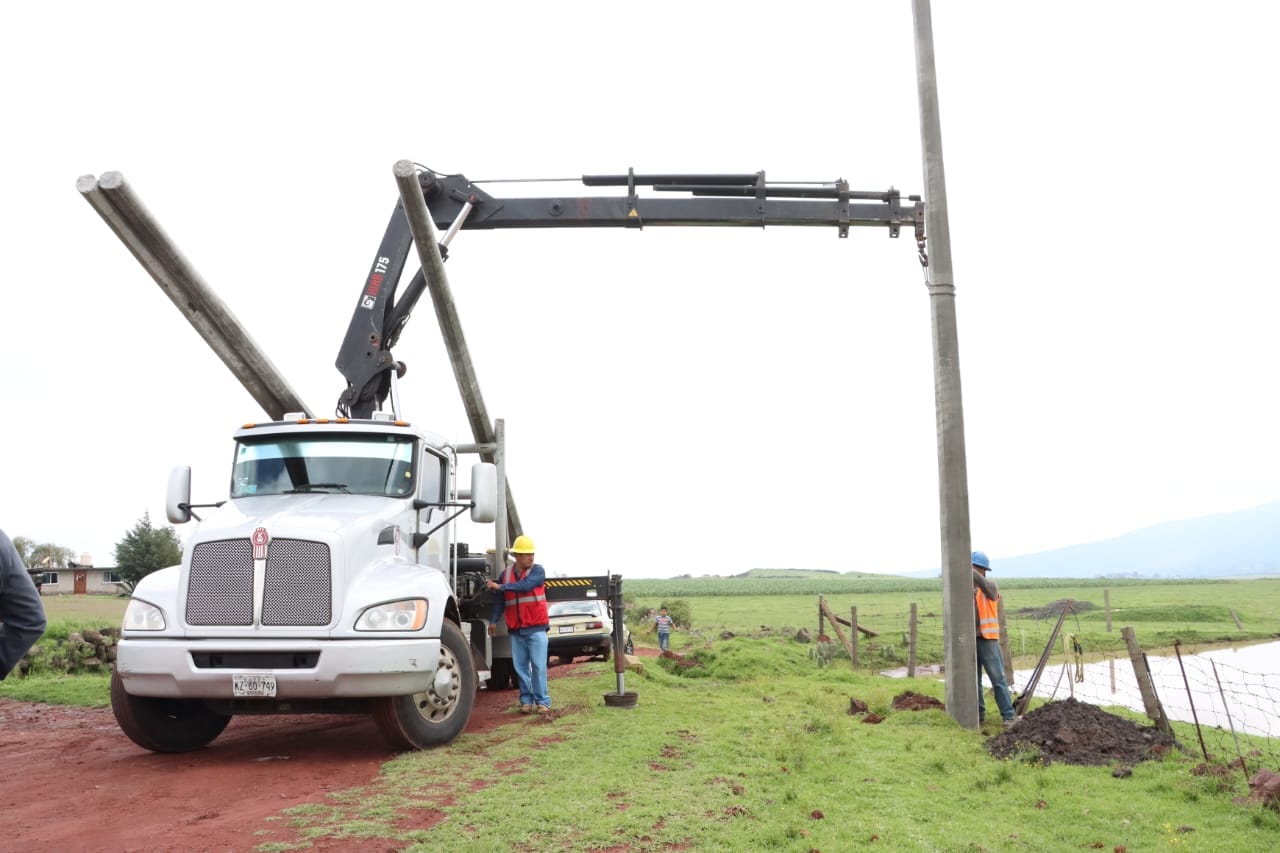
[912,0,978,729]
[77,172,312,420]
[392,160,522,545]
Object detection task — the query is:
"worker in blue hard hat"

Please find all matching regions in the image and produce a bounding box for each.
[972,551,1018,728]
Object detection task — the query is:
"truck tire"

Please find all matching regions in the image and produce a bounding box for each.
[373,619,476,749]
[110,670,231,753]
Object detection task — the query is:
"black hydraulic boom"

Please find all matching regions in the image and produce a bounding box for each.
[335,168,923,418]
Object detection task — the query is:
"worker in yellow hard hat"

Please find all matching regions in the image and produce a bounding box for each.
[486,535,551,714]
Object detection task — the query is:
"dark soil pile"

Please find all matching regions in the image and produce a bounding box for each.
[987,697,1178,766]
[1014,598,1097,620]
[892,690,946,711]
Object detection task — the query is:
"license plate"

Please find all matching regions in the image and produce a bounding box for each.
[558,625,575,634]
[233,673,277,697]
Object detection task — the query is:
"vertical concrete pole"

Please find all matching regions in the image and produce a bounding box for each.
[393,160,521,543]
[913,0,978,729]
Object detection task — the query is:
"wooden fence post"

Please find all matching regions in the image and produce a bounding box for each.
[1121,625,1172,734]
[817,595,825,640]
[1230,608,1243,631]
[850,606,859,668]
[908,602,918,678]
[1104,588,1112,632]
[997,597,1013,684]
[817,597,855,668]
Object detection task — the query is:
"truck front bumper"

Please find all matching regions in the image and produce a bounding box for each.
[115,637,443,699]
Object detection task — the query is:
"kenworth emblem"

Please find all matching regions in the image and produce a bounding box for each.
[251,527,269,560]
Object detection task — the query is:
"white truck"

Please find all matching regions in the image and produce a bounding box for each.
[80,163,916,752]
[111,417,499,751]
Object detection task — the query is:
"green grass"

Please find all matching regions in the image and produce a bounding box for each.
[258,639,1280,851]
[0,672,111,706]
[8,587,1280,850]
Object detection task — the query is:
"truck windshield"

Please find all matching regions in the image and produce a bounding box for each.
[231,434,418,498]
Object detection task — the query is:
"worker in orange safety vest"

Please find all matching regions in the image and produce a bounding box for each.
[972,550,1018,728]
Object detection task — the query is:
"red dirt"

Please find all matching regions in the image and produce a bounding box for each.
[1,654,644,852]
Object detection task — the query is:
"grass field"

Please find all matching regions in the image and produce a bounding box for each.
[623,576,1280,667]
[6,582,1280,850]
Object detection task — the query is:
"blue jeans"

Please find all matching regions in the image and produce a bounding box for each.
[977,637,1015,722]
[658,631,670,652]
[510,627,550,708]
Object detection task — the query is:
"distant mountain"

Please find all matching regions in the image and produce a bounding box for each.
[909,499,1280,579]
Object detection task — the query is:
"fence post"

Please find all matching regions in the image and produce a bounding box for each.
[817,595,825,640]
[1104,588,1112,632]
[1230,608,1243,631]
[997,597,1013,684]
[908,603,918,678]
[1121,625,1172,734]
[817,597,855,666]
[850,606,859,669]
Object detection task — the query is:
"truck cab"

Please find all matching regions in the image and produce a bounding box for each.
[110,414,497,752]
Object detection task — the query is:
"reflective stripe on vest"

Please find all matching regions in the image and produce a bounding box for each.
[975,588,1000,640]
[503,566,548,630]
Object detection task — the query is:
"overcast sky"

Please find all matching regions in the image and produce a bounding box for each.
[3,2,1277,579]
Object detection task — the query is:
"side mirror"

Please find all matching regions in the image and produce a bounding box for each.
[166,466,193,524]
[470,462,497,523]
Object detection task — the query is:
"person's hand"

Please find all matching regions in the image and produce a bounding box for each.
[487,623,497,637]
[485,580,500,591]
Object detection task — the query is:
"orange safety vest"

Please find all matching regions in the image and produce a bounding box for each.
[502,565,548,630]
[975,588,1000,640]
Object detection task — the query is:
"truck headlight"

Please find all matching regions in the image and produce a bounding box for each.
[356,599,427,631]
[123,599,166,631]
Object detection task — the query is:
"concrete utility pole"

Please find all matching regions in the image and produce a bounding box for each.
[77,172,312,420]
[912,0,978,729]
[392,160,522,546]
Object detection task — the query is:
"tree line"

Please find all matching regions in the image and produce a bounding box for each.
[14,512,182,585]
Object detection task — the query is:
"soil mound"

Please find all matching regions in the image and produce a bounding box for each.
[1014,598,1096,620]
[987,697,1178,766]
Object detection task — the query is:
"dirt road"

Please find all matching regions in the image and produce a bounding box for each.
[1,665,585,852]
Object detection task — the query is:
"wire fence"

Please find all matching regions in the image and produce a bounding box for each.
[810,602,1280,770]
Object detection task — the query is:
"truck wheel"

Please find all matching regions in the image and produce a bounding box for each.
[110,670,231,753]
[373,619,476,749]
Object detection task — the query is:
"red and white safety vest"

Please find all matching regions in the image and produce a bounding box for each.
[502,566,548,630]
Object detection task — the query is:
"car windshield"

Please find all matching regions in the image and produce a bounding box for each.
[548,601,601,618]
[231,433,418,498]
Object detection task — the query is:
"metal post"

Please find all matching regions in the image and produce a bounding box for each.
[913,0,976,728]
[76,172,312,419]
[908,602,918,678]
[393,160,521,542]
[494,419,509,568]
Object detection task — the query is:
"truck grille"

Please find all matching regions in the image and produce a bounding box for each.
[187,538,332,627]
